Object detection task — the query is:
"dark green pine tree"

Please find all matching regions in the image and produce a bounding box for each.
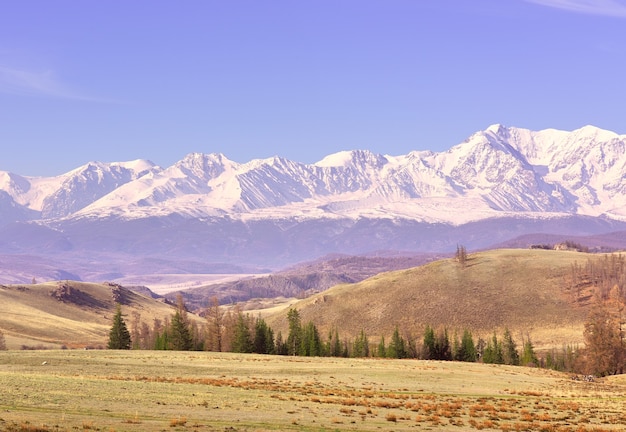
[302,321,323,356]
[456,329,477,362]
[286,308,303,356]
[377,336,387,358]
[352,329,369,358]
[520,335,539,366]
[232,313,253,353]
[274,331,288,355]
[502,328,520,366]
[434,328,452,360]
[422,325,436,360]
[329,329,342,357]
[387,326,407,359]
[108,304,131,350]
[483,332,504,364]
[253,318,275,354]
[169,308,193,351]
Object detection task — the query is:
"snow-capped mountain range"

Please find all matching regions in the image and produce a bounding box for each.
[2,124,626,282]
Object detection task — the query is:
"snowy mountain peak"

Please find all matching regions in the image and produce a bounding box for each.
[485,123,507,135]
[2,124,626,226]
[315,149,387,169]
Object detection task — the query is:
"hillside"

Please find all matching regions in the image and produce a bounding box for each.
[0,281,202,349]
[265,249,598,350]
[169,252,443,310]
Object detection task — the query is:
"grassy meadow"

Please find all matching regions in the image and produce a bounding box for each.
[1,350,626,431]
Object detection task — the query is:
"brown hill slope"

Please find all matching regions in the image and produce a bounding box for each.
[265,249,598,350]
[0,281,199,349]
[169,253,442,311]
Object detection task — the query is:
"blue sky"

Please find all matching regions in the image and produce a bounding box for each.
[2,0,626,176]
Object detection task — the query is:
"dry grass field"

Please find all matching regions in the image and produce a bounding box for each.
[0,281,203,350]
[1,350,626,432]
[0,249,609,353]
[266,249,599,350]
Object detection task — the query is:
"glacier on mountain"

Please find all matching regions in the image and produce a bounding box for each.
[3,124,626,226]
[3,124,626,281]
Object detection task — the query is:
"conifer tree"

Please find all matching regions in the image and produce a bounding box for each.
[353,329,369,357]
[253,318,275,354]
[329,329,342,357]
[169,296,193,351]
[423,325,436,360]
[232,312,253,353]
[483,332,504,364]
[502,328,520,365]
[286,308,303,355]
[107,304,131,350]
[388,326,407,359]
[377,336,386,358]
[275,331,288,355]
[435,328,452,360]
[457,329,477,362]
[302,321,323,356]
[520,335,539,366]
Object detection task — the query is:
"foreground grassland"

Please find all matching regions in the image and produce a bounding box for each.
[1,351,625,431]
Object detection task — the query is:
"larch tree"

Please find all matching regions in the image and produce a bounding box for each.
[582,287,625,376]
[205,296,224,352]
[107,304,131,350]
[0,329,7,350]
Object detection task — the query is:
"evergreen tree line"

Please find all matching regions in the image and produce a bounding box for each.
[108,297,546,367]
[109,291,626,376]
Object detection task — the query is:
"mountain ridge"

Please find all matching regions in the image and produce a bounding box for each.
[3,124,626,226]
[3,124,626,282]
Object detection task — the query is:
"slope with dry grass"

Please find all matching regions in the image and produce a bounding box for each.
[265,248,596,349]
[0,281,200,349]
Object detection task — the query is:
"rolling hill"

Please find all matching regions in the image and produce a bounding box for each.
[168,252,443,310]
[264,248,600,350]
[0,280,203,350]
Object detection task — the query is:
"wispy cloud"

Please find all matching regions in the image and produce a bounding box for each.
[0,66,121,103]
[526,0,626,17]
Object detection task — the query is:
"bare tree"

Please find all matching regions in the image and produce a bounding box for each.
[0,329,7,350]
[205,296,224,351]
[582,286,625,376]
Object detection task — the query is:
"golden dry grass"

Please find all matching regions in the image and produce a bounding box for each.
[0,281,202,349]
[266,248,600,349]
[1,350,626,431]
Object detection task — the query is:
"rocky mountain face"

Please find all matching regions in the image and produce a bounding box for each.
[2,124,626,282]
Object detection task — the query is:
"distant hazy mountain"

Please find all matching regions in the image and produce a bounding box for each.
[2,124,626,282]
